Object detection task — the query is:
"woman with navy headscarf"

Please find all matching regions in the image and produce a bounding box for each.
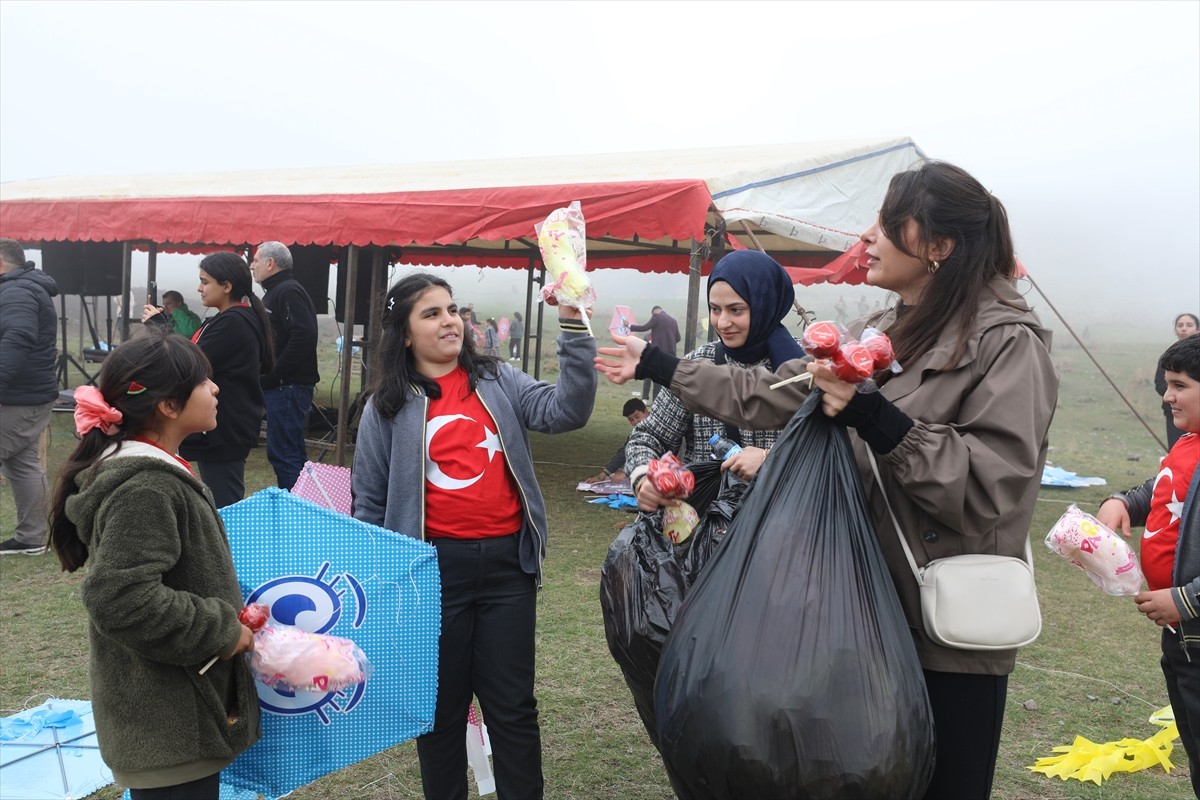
[624,250,805,512]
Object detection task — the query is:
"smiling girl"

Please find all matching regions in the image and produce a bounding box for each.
[350,273,596,799]
[624,250,805,512]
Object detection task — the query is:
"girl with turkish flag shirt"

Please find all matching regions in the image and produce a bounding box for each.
[351,273,596,800]
[1099,332,1200,798]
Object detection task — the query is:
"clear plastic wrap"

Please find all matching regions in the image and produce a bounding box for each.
[238,603,371,693]
[1044,504,1144,596]
[535,200,596,334]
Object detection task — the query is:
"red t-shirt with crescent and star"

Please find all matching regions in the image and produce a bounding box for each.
[423,366,523,539]
[1141,433,1199,591]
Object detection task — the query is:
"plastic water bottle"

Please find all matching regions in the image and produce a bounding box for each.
[708,433,743,461]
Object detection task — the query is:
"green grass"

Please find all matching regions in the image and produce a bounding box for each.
[1,338,1192,799]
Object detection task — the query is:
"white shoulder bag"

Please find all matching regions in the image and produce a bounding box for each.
[868,451,1042,651]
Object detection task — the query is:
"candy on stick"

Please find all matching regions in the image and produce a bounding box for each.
[535,200,596,335]
[1044,505,1144,596]
[771,322,900,391]
[646,453,700,543]
[860,327,901,373]
[801,321,844,360]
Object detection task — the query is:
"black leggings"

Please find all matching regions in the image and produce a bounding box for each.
[129,772,220,800]
[922,669,1008,800]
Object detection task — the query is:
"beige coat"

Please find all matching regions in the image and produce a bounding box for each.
[670,278,1059,675]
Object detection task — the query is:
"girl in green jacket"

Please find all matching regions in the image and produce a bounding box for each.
[48,332,260,800]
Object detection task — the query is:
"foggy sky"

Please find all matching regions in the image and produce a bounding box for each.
[1,0,1197,334]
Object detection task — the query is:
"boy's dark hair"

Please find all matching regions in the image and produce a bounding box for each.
[622,398,647,416]
[1160,333,1200,383]
[162,289,184,305]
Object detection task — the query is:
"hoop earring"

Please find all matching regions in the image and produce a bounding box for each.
[928,260,941,275]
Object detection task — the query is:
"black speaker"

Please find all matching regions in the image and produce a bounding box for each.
[289,245,334,315]
[39,241,124,295]
[334,247,392,324]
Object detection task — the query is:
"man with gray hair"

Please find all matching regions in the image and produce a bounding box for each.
[251,241,320,490]
[0,239,58,554]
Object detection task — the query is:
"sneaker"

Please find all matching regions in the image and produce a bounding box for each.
[0,537,48,555]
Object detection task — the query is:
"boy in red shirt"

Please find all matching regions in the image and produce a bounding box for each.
[1100,332,1200,797]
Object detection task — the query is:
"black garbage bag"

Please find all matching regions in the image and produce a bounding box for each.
[599,460,750,751]
[654,392,935,800]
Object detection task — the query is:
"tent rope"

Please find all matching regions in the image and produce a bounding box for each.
[1025,274,1167,452]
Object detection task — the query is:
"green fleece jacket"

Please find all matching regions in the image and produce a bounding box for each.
[65,444,260,787]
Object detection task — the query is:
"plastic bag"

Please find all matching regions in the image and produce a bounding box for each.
[654,392,934,799]
[1044,504,1144,596]
[599,461,749,753]
[239,603,371,693]
[535,200,596,334]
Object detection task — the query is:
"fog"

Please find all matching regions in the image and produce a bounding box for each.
[2,1,1197,340]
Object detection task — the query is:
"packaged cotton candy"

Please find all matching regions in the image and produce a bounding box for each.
[239,603,371,693]
[535,200,596,334]
[1044,505,1144,596]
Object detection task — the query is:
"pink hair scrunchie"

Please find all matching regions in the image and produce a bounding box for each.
[74,385,123,436]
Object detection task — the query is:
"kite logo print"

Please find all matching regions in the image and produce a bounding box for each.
[246,562,368,724]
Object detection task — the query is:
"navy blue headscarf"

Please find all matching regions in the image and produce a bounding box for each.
[707,250,806,369]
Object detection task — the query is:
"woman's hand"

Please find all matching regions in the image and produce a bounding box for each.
[635,475,679,513]
[1097,498,1132,538]
[721,446,768,481]
[141,303,165,323]
[807,360,858,417]
[1135,589,1183,627]
[595,333,647,385]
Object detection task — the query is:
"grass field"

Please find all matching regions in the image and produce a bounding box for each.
[0,333,1193,799]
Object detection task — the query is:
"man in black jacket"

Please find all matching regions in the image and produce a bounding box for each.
[0,239,58,554]
[251,241,320,490]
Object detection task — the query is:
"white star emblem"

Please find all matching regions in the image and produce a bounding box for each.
[476,426,502,462]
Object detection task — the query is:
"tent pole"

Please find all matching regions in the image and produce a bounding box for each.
[1024,274,1167,452]
[335,245,359,467]
[147,242,158,303]
[533,260,546,381]
[739,220,765,251]
[119,242,132,342]
[522,256,536,374]
[684,240,702,353]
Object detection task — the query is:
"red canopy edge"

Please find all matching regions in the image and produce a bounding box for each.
[0,180,712,252]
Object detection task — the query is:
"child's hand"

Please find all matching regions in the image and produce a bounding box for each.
[227,623,256,658]
[1097,497,1132,537]
[1134,589,1182,627]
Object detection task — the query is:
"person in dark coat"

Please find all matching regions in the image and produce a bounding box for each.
[146,252,273,507]
[251,241,319,490]
[630,306,680,401]
[0,238,59,555]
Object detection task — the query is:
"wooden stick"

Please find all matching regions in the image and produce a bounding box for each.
[198,655,219,675]
[769,372,814,390]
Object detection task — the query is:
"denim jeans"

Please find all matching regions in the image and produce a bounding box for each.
[263,384,313,490]
[418,534,543,800]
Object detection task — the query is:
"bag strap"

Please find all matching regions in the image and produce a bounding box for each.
[866,449,1034,579]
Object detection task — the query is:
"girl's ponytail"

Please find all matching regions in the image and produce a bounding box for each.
[48,330,212,573]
